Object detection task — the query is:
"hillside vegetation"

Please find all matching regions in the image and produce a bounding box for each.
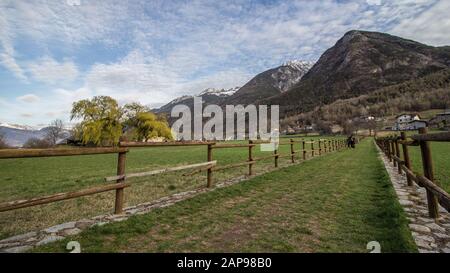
[283,69,450,128]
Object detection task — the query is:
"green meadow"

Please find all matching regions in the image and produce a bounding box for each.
[0,136,340,239]
[33,139,416,253]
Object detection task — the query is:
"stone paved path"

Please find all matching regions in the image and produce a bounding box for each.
[376,142,450,253]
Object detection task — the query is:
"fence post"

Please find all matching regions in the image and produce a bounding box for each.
[392,139,397,168]
[114,151,127,214]
[329,140,332,152]
[418,128,439,219]
[318,140,322,156]
[324,140,327,153]
[384,139,389,156]
[311,140,315,157]
[290,139,295,163]
[400,132,413,186]
[248,140,254,175]
[387,139,392,162]
[207,144,213,187]
[302,140,307,160]
[274,147,278,168]
[395,137,402,174]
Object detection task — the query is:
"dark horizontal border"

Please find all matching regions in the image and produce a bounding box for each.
[0,253,442,272]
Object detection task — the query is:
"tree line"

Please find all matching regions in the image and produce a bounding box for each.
[70,96,172,146]
[1,96,173,149]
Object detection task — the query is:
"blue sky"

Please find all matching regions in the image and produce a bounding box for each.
[1,0,449,126]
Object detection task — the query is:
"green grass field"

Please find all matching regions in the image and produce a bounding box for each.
[379,130,450,194]
[33,139,416,253]
[403,142,450,193]
[0,136,340,239]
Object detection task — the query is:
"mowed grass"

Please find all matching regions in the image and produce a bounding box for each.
[402,142,450,193]
[380,130,450,194]
[0,136,338,239]
[34,139,416,253]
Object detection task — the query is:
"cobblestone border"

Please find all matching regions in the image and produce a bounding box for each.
[375,142,450,253]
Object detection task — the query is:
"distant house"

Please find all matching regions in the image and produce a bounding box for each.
[360,115,375,121]
[429,111,450,130]
[393,113,426,131]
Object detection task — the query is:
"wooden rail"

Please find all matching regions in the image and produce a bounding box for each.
[105,161,217,182]
[0,182,131,212]
[375,129,450,218]
[0,147,128,159]
[0,137,347,215]
[120,141,215,147]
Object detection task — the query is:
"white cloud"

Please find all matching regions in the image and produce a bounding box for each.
[0,52,27,80]
[20,113,33,118]
[17,94,40,103]
[366,0,382,6]
[1,0,449,126]
[28,56,79,84]
[389,0,450,46]
[83,50,253,106]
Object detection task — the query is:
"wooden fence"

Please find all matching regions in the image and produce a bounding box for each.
[0,137,347,215]
[375,129,450,219]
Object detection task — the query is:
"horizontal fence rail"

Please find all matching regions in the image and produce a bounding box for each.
[0,136,350,215]
[375,128,450,218]
[119,141,215,147]
[0,147,129,159]
[0,182,131,212]
[105,161,217,182]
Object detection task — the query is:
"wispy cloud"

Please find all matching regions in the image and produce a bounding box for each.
[0,0,448,126]
[17,94,40,103]
[28,56,79,85]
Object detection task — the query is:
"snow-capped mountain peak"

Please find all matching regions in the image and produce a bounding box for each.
[0,122,39,131]
[272,60,314,92]
[169,95,193,105]
[282,59,314,69]
[198,86,240,96]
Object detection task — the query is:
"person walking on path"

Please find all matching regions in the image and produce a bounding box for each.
[347,135,353,148]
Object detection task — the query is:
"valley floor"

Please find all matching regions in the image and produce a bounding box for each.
[33,139,417,253]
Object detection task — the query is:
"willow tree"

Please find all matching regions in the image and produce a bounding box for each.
[135,112,173,141]
[71,96,123,146]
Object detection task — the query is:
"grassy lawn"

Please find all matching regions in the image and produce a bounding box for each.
[33,139,416,253]
[381,130,450,194]
[0,136,340,239]
[404,142,450,193]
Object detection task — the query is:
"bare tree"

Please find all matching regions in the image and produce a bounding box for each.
[23,137,52,149]
[46,119,65,146]
[0,133,9,149]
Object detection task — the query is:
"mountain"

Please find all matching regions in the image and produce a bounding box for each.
[156,60,313,114]
[0,123,70,147]
[263,30,450,115]
[0,122,40,131]
[282,68,450,129]
[155,87,240,114]
[225,60,313,105]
